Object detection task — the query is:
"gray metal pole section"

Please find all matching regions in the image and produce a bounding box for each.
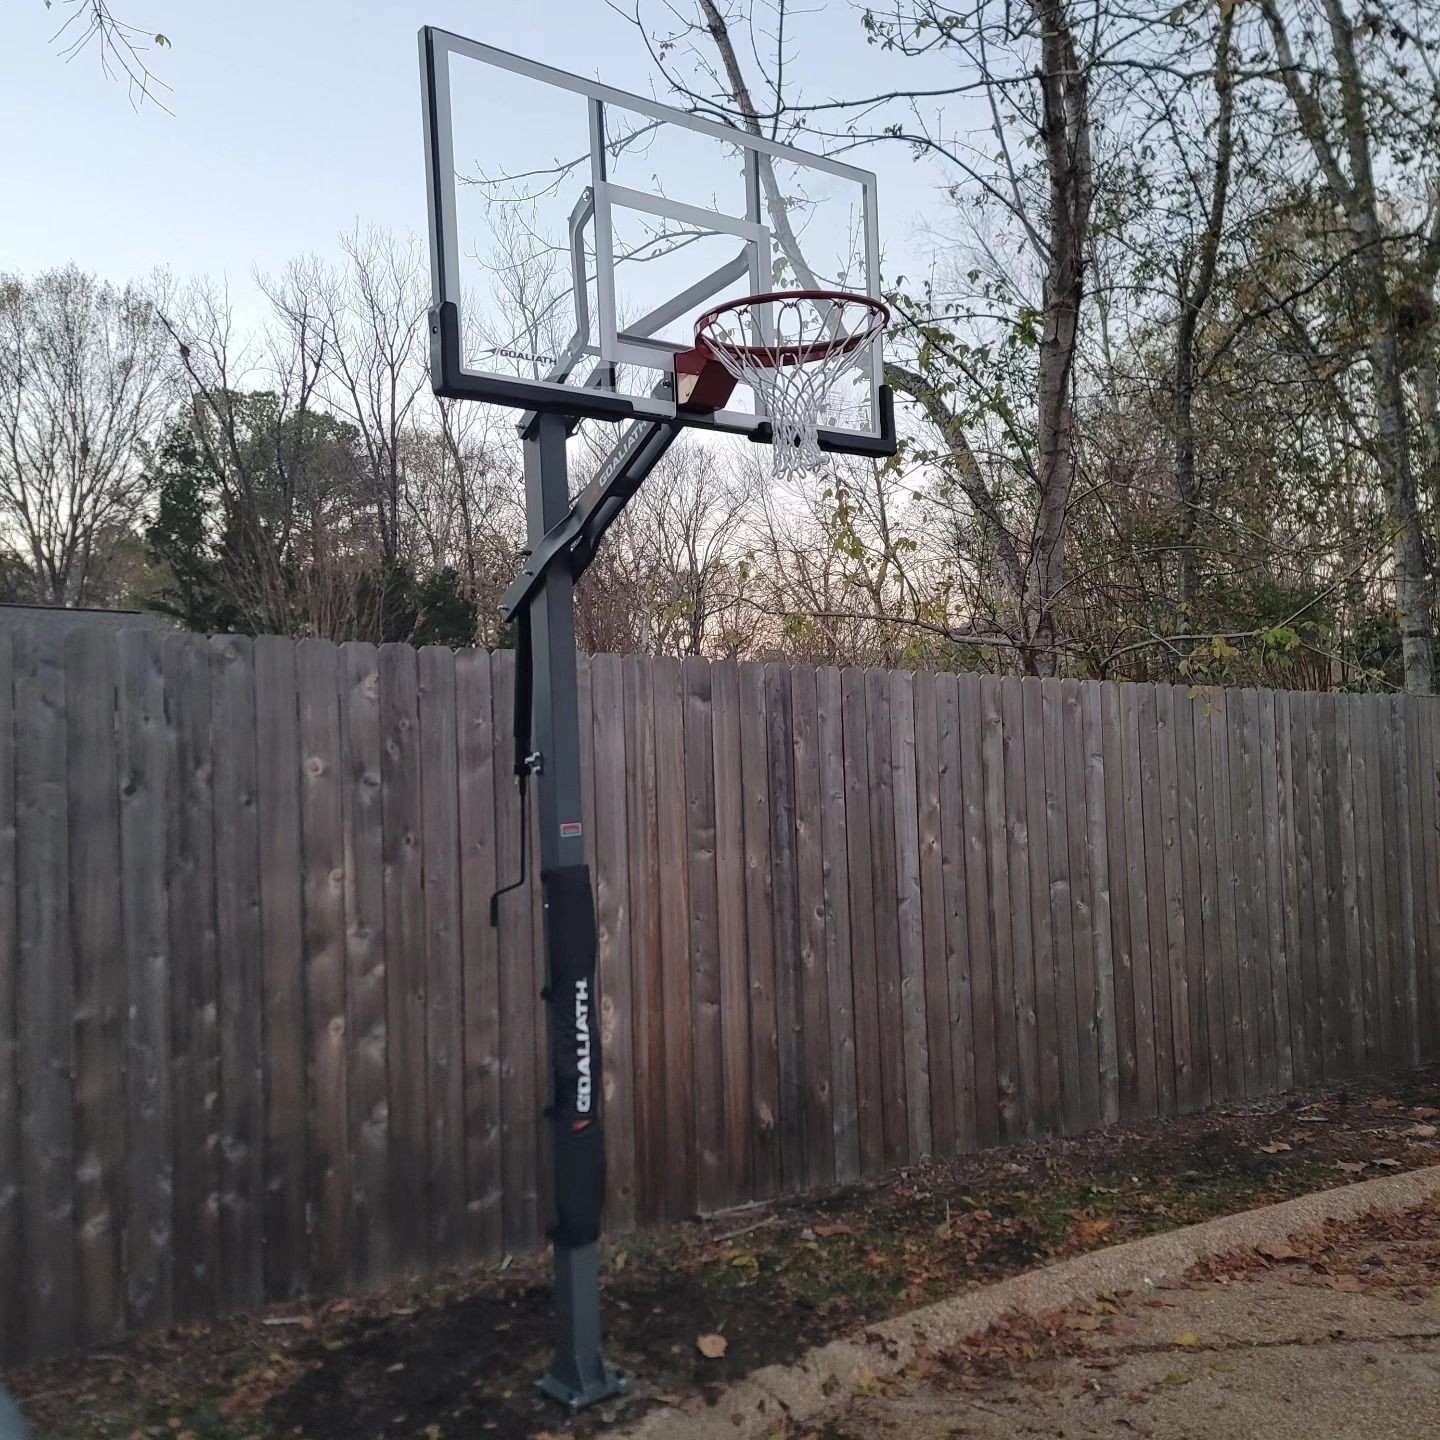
[523,412,627,1409]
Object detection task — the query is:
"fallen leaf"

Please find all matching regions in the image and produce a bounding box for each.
[1329,1275,1365,1293]
[385,1362,405,1374]
[1403,1124,1438,1139]
[1376,1157,1401,1167]
[1257,1141,1292,1154]
[1173,1332,1201,1348]
[1336,1161,1367,1174]
[1257,1240,1300,1262]
[1211,1360,1236,1374]
[1362,1370,1377,1383]
[814,1222,856,1238]
[1411,1106,1440,1119]
[1160,1371,1193,1387]
[697,1332,728,1359]
[1372,1098,1400,1110]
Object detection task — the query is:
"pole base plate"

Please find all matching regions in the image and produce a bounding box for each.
[535,1363,629,1412]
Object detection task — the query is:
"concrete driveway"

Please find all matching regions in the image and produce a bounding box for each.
[622,1166,1440,1440]
[832,1222,1440,1438]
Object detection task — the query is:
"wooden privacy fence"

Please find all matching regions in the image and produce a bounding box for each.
[2,628,1439,1365]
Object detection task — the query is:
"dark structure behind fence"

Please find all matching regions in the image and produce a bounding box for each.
[1,627,1437,1364]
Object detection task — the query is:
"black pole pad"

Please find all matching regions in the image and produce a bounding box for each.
[543,863,606,1248]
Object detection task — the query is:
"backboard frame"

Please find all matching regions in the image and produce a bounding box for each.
[419,25,895,457]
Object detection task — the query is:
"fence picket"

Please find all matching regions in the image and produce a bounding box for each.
[66,630,124,1344]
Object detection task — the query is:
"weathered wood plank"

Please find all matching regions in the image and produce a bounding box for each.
[1319,696,1353,1078]
[210,637,264,1312]
[1385,697,1417,1064]
[961,677,1000,1146]
[817,665,860,1180]
[1137,685,1175,1115]
[766,663,807,1187]
[453,647,498,1260]
[1257,688,1294,1091]
[65,630,124,1345]
[254,635,308,1296]
[1101,681,1139,1120]
[16,633,79,1357]
[0,636,18,1361]
[625,653,667,1220]
[1411,699,1440,1062]
[1174,685,1210,1109]
[17,633,80,1357]
[1023,678,1063,1133]
[841,666,885,1169]
[1155,686,1193,1112]
[1040,679,1080,1134]
[1331,697,1363,1076]
[865,668,908,1165]
[981,676,1022,1139]
[1061,679,1102,1131]
[164,633,222,1320]
[652,657,695,1216]
[679,656,720,1215]
[1209,687,1244,1099]
[1119,684,1158,1118]
[710,658,751,1207]
[681,654,720,1213]
[1080,682,1118,1127]
[488,650,537,1249]
[338,643,391,1280]
[739,661,781,1191]
[792,664,835,1186]
[915,670,956,1154]
[1302,693,1334,1081]
[1233,690,1265,1096]
[935,674,977,1151]
[1401,699,1426,1066]
[114,631,176,1334]
[889,669,932,1161]
[1316,695,1348,1078]
[1284,690,1316,1086]
[1273,691,1306,1084]
[1003,679,1040,1136]
[296,641,352,1292]
[594,654,638,1228]
[417,647,464,1261]
[1350,693,1381,1069]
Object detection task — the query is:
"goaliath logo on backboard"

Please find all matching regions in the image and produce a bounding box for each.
[575,978,593,1115]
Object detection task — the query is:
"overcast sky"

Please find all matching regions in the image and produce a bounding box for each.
[3,0,956,315]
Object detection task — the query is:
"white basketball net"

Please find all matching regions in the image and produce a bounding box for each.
[696,293,887,479]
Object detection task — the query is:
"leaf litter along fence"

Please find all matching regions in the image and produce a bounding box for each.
[1,624,1437,1363]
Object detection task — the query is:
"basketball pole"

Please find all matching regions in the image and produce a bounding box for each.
[521,411,627,1410]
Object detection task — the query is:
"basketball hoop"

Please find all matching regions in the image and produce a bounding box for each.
[679,290,889,478]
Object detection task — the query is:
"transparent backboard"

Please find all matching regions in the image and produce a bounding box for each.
[420,27,889,452]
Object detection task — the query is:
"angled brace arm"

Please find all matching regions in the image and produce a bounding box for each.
[500,416,682,623]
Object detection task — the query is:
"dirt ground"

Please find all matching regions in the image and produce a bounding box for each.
[831,1192,1440,1438]
[9,1065,1440,1440]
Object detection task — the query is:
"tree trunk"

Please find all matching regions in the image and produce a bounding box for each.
[1173,8,1234,620]
[1027,0,1093,678]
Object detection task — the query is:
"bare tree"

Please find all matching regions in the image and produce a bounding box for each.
[0,265,172,605]
[43,1,171,107]
[1253,0,1440,691]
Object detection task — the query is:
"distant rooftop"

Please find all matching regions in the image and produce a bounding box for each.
[0,603,178,638]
